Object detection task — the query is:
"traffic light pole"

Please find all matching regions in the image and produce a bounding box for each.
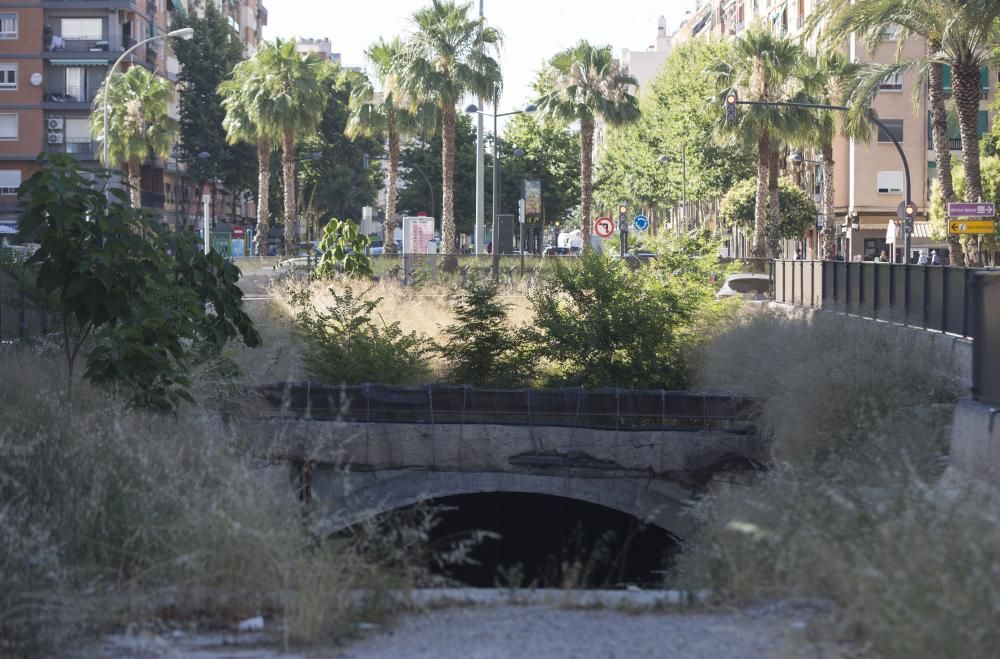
[731,99,912,261]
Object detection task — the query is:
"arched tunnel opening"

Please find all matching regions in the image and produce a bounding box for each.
[349,493,681,588]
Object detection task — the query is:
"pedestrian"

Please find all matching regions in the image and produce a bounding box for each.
[918,250,928,265]
[879,249,889,262]
[930,250,941,265]
[794,248,802,260]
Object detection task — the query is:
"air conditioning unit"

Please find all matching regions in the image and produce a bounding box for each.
[47,117,64,130]
[48,132,64,144]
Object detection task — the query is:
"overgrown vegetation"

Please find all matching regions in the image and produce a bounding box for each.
[675,309,999,658]
[290,285,432,385]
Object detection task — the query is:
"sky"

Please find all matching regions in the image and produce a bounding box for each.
[266,0,694,109]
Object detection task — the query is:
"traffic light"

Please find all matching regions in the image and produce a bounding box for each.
[518,198,526,224]
[903,200,916,232]
[618,204,628,232]
[725,90,738,124]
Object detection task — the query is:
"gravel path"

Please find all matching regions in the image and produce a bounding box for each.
[82,591,847,659]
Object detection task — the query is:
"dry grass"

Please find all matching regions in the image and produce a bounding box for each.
[675,307,1000,658]
[0,347,411,656]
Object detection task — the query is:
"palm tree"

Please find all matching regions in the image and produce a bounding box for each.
[818,0,1000,265]
[396,0,501,266]
[535,41,639,250]
[347,38,433,254]
[92,66,177,209]
[713,26,809,258]
[220,56,278,259]
[796,52,869,259]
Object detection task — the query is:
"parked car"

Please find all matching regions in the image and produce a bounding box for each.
[542,246,572,256]
[367,241,385,256]
[716,273,771,300]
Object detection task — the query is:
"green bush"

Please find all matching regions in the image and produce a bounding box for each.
[291,285,432,385]
[530,252,698,389]
[437,279,537,387]
[719,177,817,240]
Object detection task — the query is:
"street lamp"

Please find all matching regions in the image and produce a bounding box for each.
[658,144,686,232]
[466,94,536,279]
[102,27,194,170]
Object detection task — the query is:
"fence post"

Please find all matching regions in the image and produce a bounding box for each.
[904,264,911,324]
[941,266,949,334]
[971,273,984,399]
[845,262,852,311]
[964,267,972,338]
[872,263,879,319]
[922,265,930,329]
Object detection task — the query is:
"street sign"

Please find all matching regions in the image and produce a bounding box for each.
[948,220,995,235]
[594,216,614,238]
[948,202,996,217]
[232,226,245,240]
[633,214,649,232]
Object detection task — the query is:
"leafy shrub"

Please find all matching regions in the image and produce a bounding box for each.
[315,217,373,278]
[291,285,432,385]
[437,279,537,387]
[530,252,698,389]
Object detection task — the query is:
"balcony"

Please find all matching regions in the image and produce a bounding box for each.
[45,34,125,54]
[44,85,98,106]
[950,138,963,150]
[141,191,165,209]
[47,141,98,160]
[796,14,804,30]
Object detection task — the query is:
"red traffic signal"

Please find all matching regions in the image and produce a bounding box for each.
[725,90,738,123]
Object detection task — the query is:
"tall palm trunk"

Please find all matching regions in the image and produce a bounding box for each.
[580,115,595,251]
[385,116,400,254]
[928,59,963,266]
[752,134,769,258]
[821,141,836,260]
[254,139,271,259]
[128,159,142,210]
[440,103,457,269]
[281,129,297,256]
[953,60,984,266]
[767,148,781,258]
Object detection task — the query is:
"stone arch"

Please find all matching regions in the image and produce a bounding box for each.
[311,469,697,538]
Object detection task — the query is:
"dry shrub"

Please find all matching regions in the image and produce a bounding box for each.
[0,349,398,655]
[676,308,1000,658]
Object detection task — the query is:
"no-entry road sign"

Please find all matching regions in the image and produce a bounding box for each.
[594,216,615,238]
[948,202,996,217]
[948,220,996,235]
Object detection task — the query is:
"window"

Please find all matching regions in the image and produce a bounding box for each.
[877,119,904,143]
[0,113,17,140]
[60,18,103,41]
[881,24,900,40]
[879,71,903,91]
[0,63,15,90]
[64,117,90,152]
[64,67,86,102]
[863,238,888,260]
[877,171,903,194]
[813,163,822,197]
[0,170,20,195]
[0,13,17,39]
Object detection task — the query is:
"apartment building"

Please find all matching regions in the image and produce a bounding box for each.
[0,0,266,234]
[677,0,996,263]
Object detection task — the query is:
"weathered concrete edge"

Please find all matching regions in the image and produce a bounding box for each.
[946,398,1000,485]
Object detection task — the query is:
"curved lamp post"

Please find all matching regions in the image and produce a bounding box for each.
[465,95,536,279]
[102,27,194,169]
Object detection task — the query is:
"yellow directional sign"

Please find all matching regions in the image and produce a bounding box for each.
[948,220,995,235]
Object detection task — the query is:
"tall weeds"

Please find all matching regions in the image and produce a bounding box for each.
[677,309,1000,658]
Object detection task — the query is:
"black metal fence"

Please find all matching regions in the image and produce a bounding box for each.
[258,383,754,432]
[0,270,51,342]
[772,259,975,338]
[971,272,1000,405]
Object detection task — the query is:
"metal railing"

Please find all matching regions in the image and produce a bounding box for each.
[971,272,1000,405]
[0,267,52,343]
[772,259,975,338]
[258,383,754,432]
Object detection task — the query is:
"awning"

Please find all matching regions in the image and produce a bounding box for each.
[885,221,946,245]
[169,0,187,17]
[50,59,109,66]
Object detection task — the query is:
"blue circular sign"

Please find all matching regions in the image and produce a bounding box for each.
[633,215,649,232]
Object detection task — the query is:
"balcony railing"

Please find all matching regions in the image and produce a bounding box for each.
[950,137,963,150]
[47,141,98,159]
[796,14,804,29]
[44,85,96,104]
[46,35,124,53]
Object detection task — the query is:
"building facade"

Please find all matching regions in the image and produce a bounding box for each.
[675,0,996,263]
[0,0,266,235]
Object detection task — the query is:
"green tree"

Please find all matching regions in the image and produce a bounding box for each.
[720,177,818,242]
[397,0,502,265]
[91,66,177,209]
[298,65,383,233]
[437,280,536,387]
[595,39,755,227]
[498,113,581,226]
[396,113,479,233]
[346,38,434,252]
[314,218,373,279]
[17,155,259,407]
[170,1,256,209]
[712,26,812,258]
[535,41,640,250]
